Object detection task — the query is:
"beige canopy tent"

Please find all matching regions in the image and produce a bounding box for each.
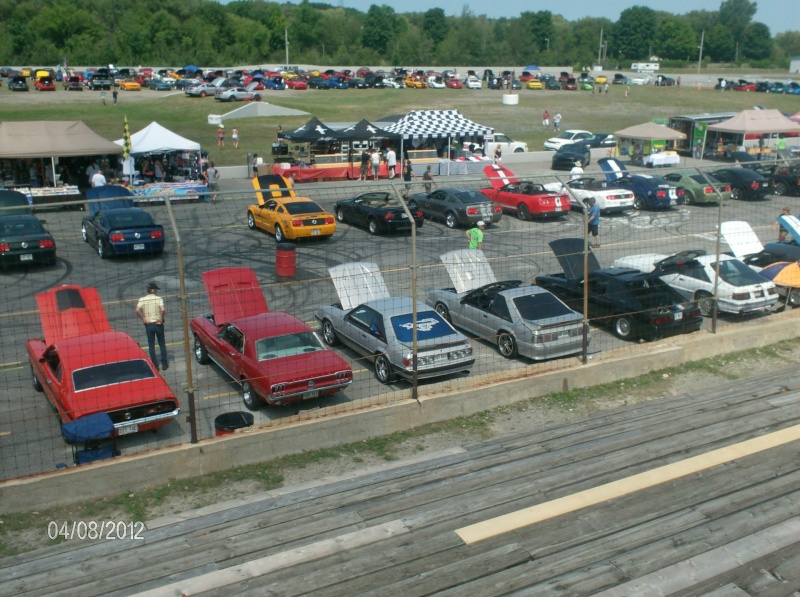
[614,122,687,141]
[0,121,122,158]
[614,122,686,165]
[707,109,800,135]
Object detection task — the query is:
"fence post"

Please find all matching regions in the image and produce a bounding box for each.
[696,167,725,333]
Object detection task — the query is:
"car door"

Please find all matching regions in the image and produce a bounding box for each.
[256,199,279,233]
[350,199,369,228]
[458,289,504,339]
[38,347,66,416]
[667,264,710,301]
[87,213,104,247]
[585,275,618,320]
[340,305,386,358]
[212,324,244,378]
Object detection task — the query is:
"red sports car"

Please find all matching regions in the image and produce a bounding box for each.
[480,165,571,220]
[286,78,308,90]
[190,267,352,410]
[446,78,463,89]
[34,77,56,91]
[27,285,180,435]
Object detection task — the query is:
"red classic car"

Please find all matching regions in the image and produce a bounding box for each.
[34,77,56,91]
[446,78,463,89]
[480,165,571,220]
[27,285,180,435]
[286,78,308,90]
[190,267,352,410]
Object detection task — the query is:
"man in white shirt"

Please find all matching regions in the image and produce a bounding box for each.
[386,148,397,178]
[91,169,107,188]
[570,162,584,180]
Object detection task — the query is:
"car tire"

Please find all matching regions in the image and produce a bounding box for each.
[445,212,458,229]
[98,240,107,259]
[613,316,634,340]
[374,354,395,384]
[684,191,695,205]
[336,207,345,222]
[774,182,787,196]
[789,288,800,308]
[275,225,284,242]
[242,381,261,411]
[31,364,43,392]
[253,94,262,101]
[247,212,256,230]
[497,332,518,358]
[434,302,451,323]
[633,195,646,210]
[368,218,379,235]
[695,291,715,317]
[81,226,88,242]
[517,203,530,221]
[730,187,742,200]
[199,91,206,98]
[321,319,339,346]
[194,337,210,364]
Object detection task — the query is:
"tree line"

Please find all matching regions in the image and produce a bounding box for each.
[0,0,797,69]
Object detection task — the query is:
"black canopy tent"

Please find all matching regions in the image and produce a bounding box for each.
[279,116,343,161]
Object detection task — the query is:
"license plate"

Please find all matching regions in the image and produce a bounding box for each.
[311,229,320,235]
[117,423,139,435]
[20,254,33,261]
[669,190,677,198]
[133,243,145,250]
[303,390,319,400]
[674,312,683,321]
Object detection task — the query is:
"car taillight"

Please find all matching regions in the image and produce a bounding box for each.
[0,243,9,252]
[750,181,759,189]
[39,239,54,248]
[724,186,731,192]
[650,314,671,326]
[493,205,502,212]
[466,207,478,215]
[292,219,303,227]
[384,213,395,220]
[677,188,685,196]
[110,233,124,242]
[656,190,666,198]
[150,230,163,239]
[325,217,334,224]
[703,186,714,194]
[416,210,423,218]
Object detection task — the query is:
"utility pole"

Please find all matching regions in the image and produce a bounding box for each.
[697,29,704,74]
[285,28,289,67]
[597,27,604,66]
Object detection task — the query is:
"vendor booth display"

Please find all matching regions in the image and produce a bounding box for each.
[706,109,800,159]
[614,122,685,167]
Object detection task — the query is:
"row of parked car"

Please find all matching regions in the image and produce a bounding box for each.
[716,78,800,94]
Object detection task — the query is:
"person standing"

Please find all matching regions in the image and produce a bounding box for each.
[252,154,259,179]
[217,124,225,150]
[493,145,502,165]
[720,79,726,92]
[587,197,600,248]
[570,161,584,180]
[604,83,609,94]
[136,282,168,371]
[112,89,118,105]
[231,127,239,149]
[553,113,562,131]
[371,148,381,180]
[276,125,284,141]
[204,161,219,202]
[773,206,791,242]
[465,221,485,250]
[386,147,397,178]
[85,162,98,185]
[422,165,433,192]
[91,168,106,188]
[402,158,415,197]
[542,110,550,128]
[359,149,370,181]
[154,159,164,182]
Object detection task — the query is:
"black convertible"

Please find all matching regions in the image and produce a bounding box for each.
[534,238,703,341]
[334,192,423,235]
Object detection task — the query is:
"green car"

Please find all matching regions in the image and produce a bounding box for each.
[579,79,594,91]
[662,172,732,205]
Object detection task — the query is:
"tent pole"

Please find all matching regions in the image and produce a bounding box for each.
[50,156,56,187]
[447,137,451,176]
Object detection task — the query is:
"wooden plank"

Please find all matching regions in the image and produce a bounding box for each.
[699,585,751,597]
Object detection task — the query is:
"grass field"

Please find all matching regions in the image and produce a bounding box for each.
[0,82,797,167]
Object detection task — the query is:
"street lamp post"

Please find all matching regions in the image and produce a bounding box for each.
[697,29,705,75]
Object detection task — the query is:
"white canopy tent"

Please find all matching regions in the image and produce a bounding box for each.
[114,121,201,154]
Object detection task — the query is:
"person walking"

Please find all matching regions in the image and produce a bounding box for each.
[587,197,600,247]
[465,221,485,250]
[231,127,239,149]
[112,89,118,105]
[422,165,433,192]
[204,161,220,202]
[370,148,381,180]
[136,282,169,371]
[402,158,415,197]
[542,110,550,128]
[553,113,562,131]
[217,124,225,150]
[493,145,502,165]
[252,154,259,179]
[386,147,397,179]
[100,90,106,105]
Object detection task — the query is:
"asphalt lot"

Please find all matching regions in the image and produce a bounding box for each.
[1,156,796,480]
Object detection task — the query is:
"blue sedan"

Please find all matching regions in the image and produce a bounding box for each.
[598,158,685,210]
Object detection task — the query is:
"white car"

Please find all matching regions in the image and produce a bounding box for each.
[628,75,652,85]
[465,76,482,89]
[543,177,635,213]
[543,129,594,151]
[382,77,404,89]
[427,76,446,89]
[613,250,778,317]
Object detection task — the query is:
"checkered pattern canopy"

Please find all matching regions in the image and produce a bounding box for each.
[380,109,493,141]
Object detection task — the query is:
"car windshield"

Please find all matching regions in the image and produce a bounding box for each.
[714,259,768,286]
[73,359,156,392]
[285,201,324,215]
[554,132,575,140]
[513,293,574,321]
[391,310,453,343]
[106,211,154,228]
[454,190,489,204]
[255,331,324,361]
[0,219,44,236]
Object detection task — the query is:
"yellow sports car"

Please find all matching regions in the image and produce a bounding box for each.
[594,75,608,84]
[249,175,335,242]
[119,79,141,91]
[405,76,427,88]
[526,79,543,90]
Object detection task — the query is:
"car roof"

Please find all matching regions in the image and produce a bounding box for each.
[53,330,156,372]
[202,267,268,325]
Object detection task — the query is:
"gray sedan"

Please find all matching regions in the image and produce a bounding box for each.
[215,86,261,101]
[408,187,502,229]
[425,250,586,360]
[186,82,218,97]
[315,262,474,383]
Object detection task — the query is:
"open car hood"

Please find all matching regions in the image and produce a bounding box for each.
[328,262,390,311]
[86,186,135,216]
[597,157,627,183]
[778,215,800,244]
[439,249,497,294]
[483,165,518,190]
[721,221,764,259]
[36,285,111,346]
[549,238,601,280]
[252,174,296,207]
[201,267,268,325]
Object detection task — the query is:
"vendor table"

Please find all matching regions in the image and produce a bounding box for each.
[13,186,82,208]
[272,164,393,182]
[129,182,206,203]
[643,153,680,167]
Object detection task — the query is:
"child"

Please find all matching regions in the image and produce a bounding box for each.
[773,206,791,242]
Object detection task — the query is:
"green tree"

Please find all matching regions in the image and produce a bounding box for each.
[361,5,399,55]
[775,31,800,59]
[655,15,698,60]
[742,22,772,61]
[423,8,448,48]
[704,23,735,62]
[718,0,757,43]
[612,6,657,60]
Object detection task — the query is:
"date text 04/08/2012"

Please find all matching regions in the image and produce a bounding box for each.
[47,520,146,541]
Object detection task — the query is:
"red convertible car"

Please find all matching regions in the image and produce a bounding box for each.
[286,78,308,90]
[191,267,352,410]
[480,165,571,220]
[27,285,180,435]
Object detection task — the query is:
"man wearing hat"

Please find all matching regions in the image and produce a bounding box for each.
[136,282,169,371]
[466,221,485,250]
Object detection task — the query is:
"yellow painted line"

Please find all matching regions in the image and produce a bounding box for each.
[0,431,11,437]
[0,361,22,367]
[202,391,237,401]
[455,423,800,545]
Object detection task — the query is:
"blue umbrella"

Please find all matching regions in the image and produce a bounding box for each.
[252,73,265,79]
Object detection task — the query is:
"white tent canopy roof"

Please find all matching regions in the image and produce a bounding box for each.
[114,121,201,154]
[380,109,494,140]
[707,109,800,134]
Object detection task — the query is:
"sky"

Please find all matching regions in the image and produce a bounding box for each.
[222,0,797,35]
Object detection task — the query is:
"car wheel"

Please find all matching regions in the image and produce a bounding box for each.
[374,354,395,384]
[194,336,210,364]
[434,302,451,323]
[789,288,800,307]
[517,203,530,221]
[247,212,256,230]
[81,226,88,242]
[321,319,339,346]
[31,364,43,392]
[275,225,284,242]
[514,147,524,153]
[613,316,634,340]
[695,291,715,317]
[368,218,379,235]
[774,182,787,196]
[98,240,107,259]
[684,191,694,205]
[336,207,345,222]
[497,333,518,358]
[199,91,206,98]
[730,187,742,200]
[445,212,458,229]
[242,381,261,410]
[253,94,262,101]
[633,195,646,210]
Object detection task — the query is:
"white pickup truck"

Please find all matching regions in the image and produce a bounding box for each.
[476,133,528,157]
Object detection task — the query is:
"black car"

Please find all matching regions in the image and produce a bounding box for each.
[544,78,561,90]
[0,190,56,268]
[81,191,165,259]
[586,133,616,148]
[7,76,29,91]
[534,239,703,341]
[347,77,367,89]
[612,73,627,85]
[712,167,772,200]
[307,77,330,89]
[334,192,423,235]
[487,77,504,90]
[551,142,591,170]
[753,164,800,196]
[363,74,385,88]
[408,188,503,229]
